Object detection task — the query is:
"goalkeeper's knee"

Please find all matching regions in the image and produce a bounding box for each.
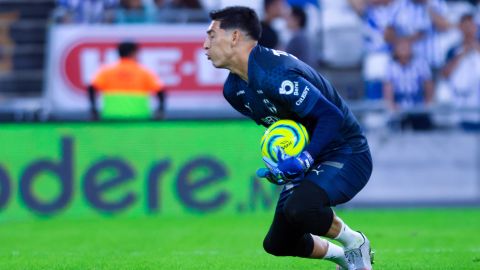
[263,233,313,257]
[283,180,333,236]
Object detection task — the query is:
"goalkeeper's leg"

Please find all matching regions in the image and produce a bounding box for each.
[327,215,373,270]
[278,179,370,269]
[263,210,351,269]
[297,150,374,269]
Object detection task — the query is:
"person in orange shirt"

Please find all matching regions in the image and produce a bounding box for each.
[88,41,166,120]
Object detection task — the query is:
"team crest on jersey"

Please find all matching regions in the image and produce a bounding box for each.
[263,99,277,114]
[279,80,299,96]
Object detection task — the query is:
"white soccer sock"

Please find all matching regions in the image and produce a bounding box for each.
[323,241,350,269]
[334,218,364,249]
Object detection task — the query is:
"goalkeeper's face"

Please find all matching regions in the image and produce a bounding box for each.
[204,21,235,69]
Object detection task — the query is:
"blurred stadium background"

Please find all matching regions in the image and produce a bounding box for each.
[0,0,479,269]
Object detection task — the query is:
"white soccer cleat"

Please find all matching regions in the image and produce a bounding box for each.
[344,232,374,270]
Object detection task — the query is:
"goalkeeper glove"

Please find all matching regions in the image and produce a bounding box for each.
[257,147,314,184]
[256,167,288,185]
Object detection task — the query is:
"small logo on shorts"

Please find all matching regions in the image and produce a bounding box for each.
[312,169,324,175]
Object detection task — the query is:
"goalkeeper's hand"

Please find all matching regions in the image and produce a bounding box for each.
[257,147,314,184]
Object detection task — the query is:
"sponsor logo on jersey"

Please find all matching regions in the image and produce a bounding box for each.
[279,80,299,95]
[263,99,277,114]
[261,116,279,125]
[257,89,264,94]
[295,86,310,106]
[236,90,245,96]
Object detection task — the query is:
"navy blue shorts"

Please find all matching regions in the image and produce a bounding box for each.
[277,150,372,208]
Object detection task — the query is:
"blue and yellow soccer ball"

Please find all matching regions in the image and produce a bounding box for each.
[260,119,309,162]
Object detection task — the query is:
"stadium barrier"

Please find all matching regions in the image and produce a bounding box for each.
[0,121,478,220]
[44,24,232,118]
[0,121,276,220]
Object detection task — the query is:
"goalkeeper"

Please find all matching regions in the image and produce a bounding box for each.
[204,6,373,270]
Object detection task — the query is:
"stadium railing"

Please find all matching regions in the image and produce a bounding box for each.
[0,0,54,120]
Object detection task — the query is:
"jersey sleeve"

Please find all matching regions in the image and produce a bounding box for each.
[265,72,345,159]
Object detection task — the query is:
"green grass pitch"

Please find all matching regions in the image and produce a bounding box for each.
[1,208,479,270]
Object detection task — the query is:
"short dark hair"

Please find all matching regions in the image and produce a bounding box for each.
[460,13,474,23]
[291,6,307,29]
[118,41,138,58]
[209,6,261,41]
[264,0,275,10]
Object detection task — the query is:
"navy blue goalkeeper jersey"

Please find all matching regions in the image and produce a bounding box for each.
[223,45,368,158]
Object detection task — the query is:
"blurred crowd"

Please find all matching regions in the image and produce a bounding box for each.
[50,0,480,129]
[0,0,479,128]
[54,0,210,23]
[349,0,480,130]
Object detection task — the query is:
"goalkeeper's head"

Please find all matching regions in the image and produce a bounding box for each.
[208,6,261,42]
[204,6,261,69]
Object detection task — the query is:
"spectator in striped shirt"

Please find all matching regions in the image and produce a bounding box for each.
[349,0,399,100]
[56,0,118,24]
[467,0,480,37]
[385,0,451,71]
[285,6,315,66]
[115,0,154,23]
[383,38,435,129]
[350,0,398,53]
[441,13,480,129]
[258,0,287,49]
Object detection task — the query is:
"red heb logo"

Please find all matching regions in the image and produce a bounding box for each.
[61,40,227,93]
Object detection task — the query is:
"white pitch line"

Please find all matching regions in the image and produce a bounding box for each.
[375,247,480,253]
